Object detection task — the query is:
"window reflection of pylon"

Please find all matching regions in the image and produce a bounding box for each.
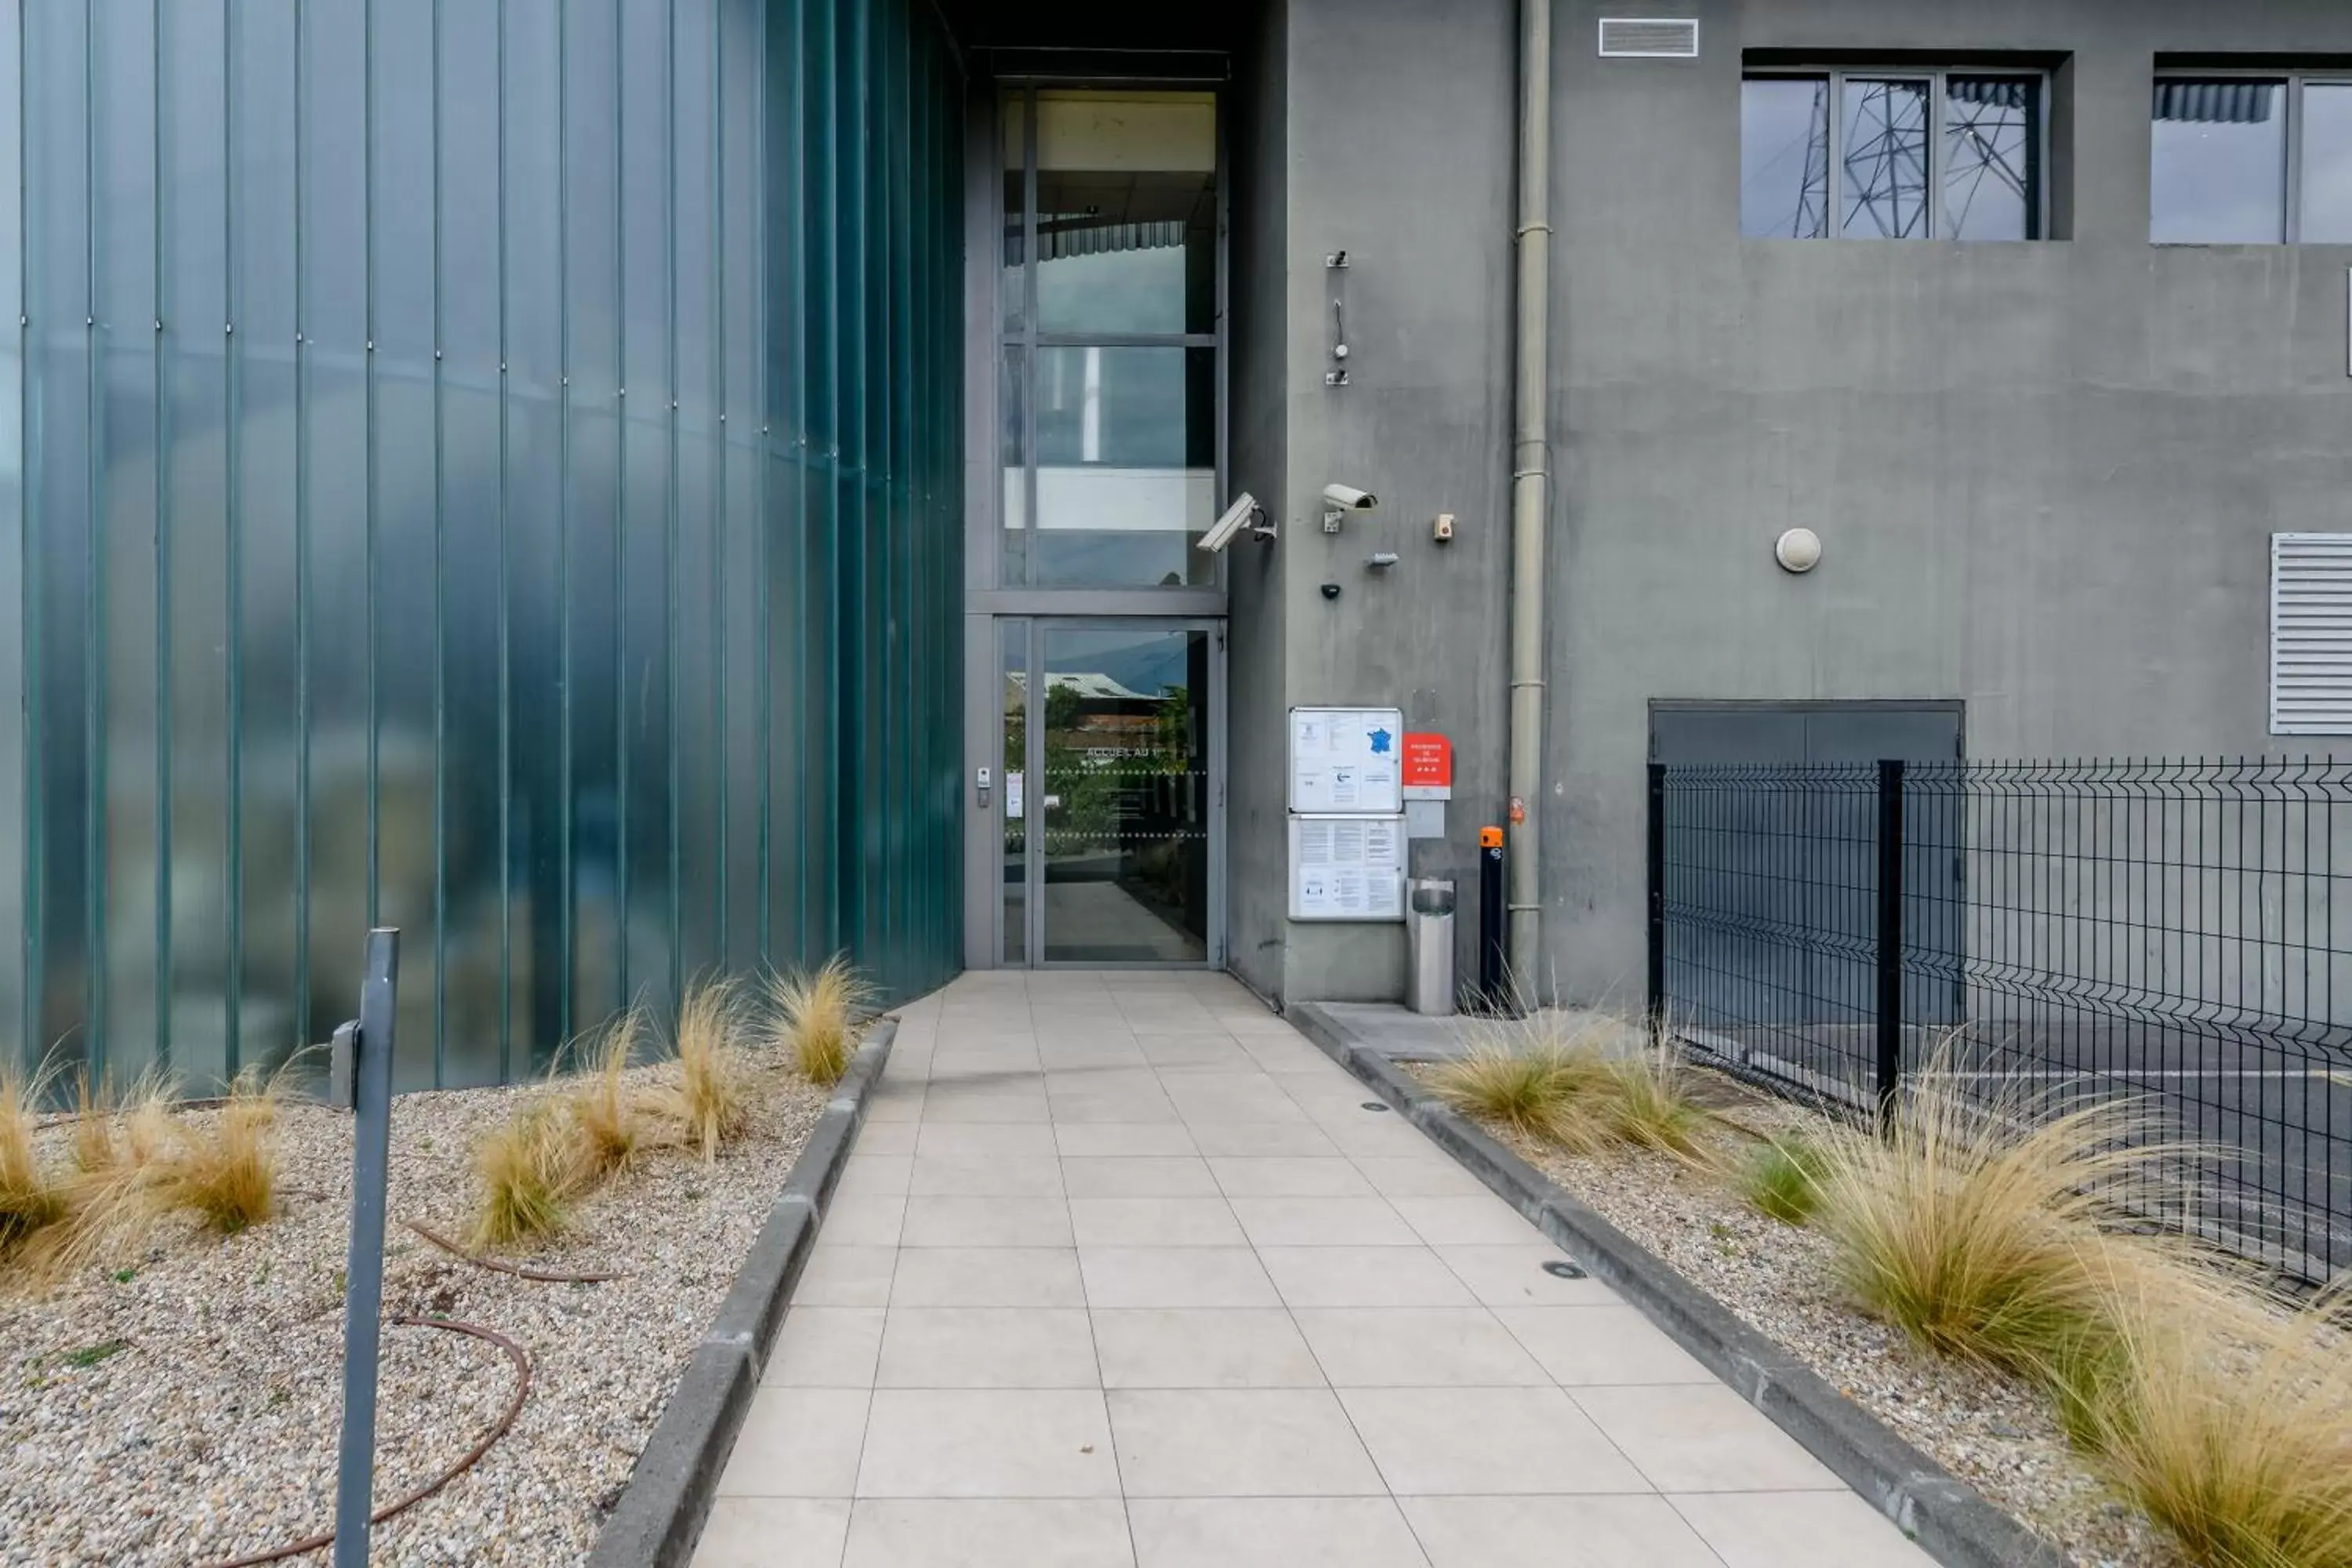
[1844,82,1928,238]
[1793,79,1829,238]
[1943,82,2031,235]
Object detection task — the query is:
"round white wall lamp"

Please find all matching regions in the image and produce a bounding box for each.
[1774,527,1823,574]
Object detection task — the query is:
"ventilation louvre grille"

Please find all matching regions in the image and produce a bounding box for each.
[2271,534,2352,735]
[1597,17,1700,58]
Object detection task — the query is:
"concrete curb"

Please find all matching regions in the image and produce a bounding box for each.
[1289,1003,2070,1568]
[586,1018,898,1568]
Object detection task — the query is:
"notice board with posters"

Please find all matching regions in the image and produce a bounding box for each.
[1287,706,1406,920]
[1288,814,1406,921]
[1287,707,1404,815]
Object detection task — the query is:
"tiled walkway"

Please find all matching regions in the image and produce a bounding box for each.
[695,972,1934,1568]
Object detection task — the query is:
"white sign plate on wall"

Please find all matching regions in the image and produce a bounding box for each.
[1289,814,1406,921]
[1288,706,1405,815]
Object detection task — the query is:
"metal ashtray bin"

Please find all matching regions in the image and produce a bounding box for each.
[1406,877,1457,1017]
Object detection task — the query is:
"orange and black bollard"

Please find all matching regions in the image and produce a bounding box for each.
[1476,826,1506,1011]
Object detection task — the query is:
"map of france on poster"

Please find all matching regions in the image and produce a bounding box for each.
[1288,707,1405,815]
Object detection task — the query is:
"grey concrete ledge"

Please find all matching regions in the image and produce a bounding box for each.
[1289,1002,2069,1568]
[586,1018,898,1568]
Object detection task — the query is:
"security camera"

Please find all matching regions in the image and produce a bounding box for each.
[1197,492,1271,553]
[1322,483,1378,533]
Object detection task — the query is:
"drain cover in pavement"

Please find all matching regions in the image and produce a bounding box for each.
[1543,1259,1588,1279]
[1360,1102,1390,1112]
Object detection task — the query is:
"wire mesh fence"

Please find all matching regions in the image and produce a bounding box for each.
[1649,758,2352,1284]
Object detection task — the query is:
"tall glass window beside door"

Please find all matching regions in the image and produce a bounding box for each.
[1000,89,1221,587]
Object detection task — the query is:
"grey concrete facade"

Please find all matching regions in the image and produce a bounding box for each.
[952,0,2352,1011]
[1228,0,1520,1007]
[1224,0,2352,1011]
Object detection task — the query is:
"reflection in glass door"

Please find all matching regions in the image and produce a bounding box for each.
[995,621,1218,966]
[1040,625,1212,963]
[1000,622,1029,965]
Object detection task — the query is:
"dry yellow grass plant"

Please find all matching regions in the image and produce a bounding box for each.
[2055,1274,2352,1568]
[1809,1065,2185,1371]
[659,977,752,1160]
[1431,1040,1617,1150]
[64,1067,179,1174]
[470,1100,582,1250]
[562,1007,652,1179]
[768,956,873,1088]
[0,1061,67,1258]
[1601,1040,1712,1156]
[11,1066,287,1287]
[158,1070,282,1234]
[1432,1010,1712,1158]
[1737,1134,1831,1226]
[70,1070,123,1175]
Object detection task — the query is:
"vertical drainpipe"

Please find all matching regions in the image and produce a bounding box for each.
[1507,0,1554,988]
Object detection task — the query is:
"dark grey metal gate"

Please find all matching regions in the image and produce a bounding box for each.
[1646,703,1963,1094]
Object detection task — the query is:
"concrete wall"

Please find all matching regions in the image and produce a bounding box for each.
[1246,0,2352,1010]
[1549,0,2352,1007]
[1228,0,1519,1004]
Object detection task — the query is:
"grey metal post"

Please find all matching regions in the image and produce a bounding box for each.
[1646,763,1668,1026]
[1874,764,1906,1132]
[333,928,401,1568]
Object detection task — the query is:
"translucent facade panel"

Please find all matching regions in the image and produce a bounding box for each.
[160,0,232,1084]
[26,0,96,1080]
[8,0,964,1089]
[0,0,21,1062]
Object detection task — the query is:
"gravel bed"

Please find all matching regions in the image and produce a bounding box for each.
[1,1049,831,1567]
[1412,1065,2184,1568]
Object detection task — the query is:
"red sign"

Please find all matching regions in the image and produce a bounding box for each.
[1401,732,1453,790]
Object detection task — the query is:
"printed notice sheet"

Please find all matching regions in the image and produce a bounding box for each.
[1288,707,1405,815]
[1289,813,1406,921]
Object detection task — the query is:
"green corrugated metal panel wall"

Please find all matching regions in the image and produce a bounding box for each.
[2,0,964,1091]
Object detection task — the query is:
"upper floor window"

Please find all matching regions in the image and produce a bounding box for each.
[999,89,1222,590]
[1741,69,2045,241]
[2152,74,2352,243]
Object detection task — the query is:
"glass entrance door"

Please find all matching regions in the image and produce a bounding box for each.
[996,619,1219,966]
